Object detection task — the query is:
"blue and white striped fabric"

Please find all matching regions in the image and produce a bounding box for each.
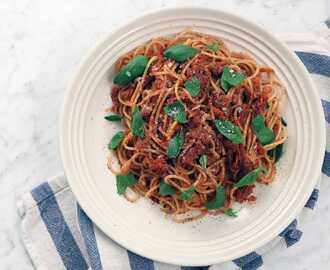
[18,30,330,270]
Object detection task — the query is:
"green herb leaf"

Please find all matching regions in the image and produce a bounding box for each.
[258,127,275,145]
[220,80,231,92]
[224,208,238,217]
[159,180,176,196]
[184,76,200,97]
[164,101,187,123]
[252,114,275,145]
[167,132,184,159]
[281,117,287,126]
[163,44,199,63]
[179,186,195,200]
[113,55,149,86]
[234,168,262,188]
[199,155,207,169]
[131,107,145,138]
[108,131,124,150]
[105,113,122,122]
[251,115,264,133]
[116,177,127,195]
[274,143,284,162]
[206,43,219,52]
[220,66,246,92]
[205,185,226,210]
[116,172,138,194]
[267,143,284,163]
[214,119,244,144]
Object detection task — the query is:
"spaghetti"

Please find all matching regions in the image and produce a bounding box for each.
[106,30,287,223]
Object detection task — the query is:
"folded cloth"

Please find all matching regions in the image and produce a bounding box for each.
[18,30,330,270]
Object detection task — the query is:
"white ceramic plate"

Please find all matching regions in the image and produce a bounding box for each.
[59,7,325,266]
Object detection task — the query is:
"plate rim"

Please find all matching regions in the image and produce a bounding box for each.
[59,6,326,266]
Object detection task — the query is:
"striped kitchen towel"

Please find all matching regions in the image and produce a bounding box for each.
[18,30,330,270]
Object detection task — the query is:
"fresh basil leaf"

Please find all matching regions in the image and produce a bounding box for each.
[224,208,238,217]
[199,155,207,169]
[108,131,124,150]
[220,80,231,92]
[222,67,246,86]
[167,132,184,159]
[205,185,226,210]
[184,76,200,97]
[267,143,284,163]
[234,168,262,188]
[220,66,246,92]
[251,115,264,133]
[105,113,122,122]
[125,173,138,185]
[164,101,187,123]
[113,55,149,86]
[131,107,145,138]
[206,43,219,52]
[252,114,275,145]
[281,117,287,126]
[257,127,275,145]
[214,119,244,144]
[267,149,274,160]
[179,186,195,200]
[159,180,176,196]
[116,172,138,194]
[116,176,127,195]
[274,143,284,162]
[163,44,199,63]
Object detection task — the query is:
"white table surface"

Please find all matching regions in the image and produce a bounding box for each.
[1,0,329,269]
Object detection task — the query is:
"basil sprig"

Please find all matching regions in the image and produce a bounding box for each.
[234,168,262,188]
[220,67,246,92]
[205,185,226,210]
[199,155,207,169]
[179,186,195,200]
[214,119,244,144]
[164,101,187,123]
[164,44,199,63]
[252,115,265,132]
[167,132,184,159]
[224,208,238,217]
[108,131,124,150]
[105,113,122,122]
[206,43,219,52]
[116,173,138,194]
[184,76,200,97]
[159,180,176,196]
[113,55,149,86]
[252,115,275,145]
[131,107,145,138]
[267,143,284,163]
